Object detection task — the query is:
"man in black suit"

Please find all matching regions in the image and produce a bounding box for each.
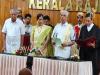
[79,13,100,75]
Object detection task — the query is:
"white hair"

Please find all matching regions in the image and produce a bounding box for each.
[10,8,18,14]
[60,10,69,17]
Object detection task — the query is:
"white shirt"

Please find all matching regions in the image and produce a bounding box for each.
[2,18,25,53]
[24,24,32,34]
[51,22,75,58]
[87,23,94,32]
[77,23,84,29]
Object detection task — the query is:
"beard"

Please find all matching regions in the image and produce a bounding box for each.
[11,18,16,22]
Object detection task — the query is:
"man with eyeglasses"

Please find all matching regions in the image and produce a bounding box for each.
[51,10,75,59]
[71,12,84,56]
[74,12,84,40]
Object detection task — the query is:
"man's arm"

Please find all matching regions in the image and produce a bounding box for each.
[30,27,34,48]
[61,41,75,47]
[62,26,75,47]
[20,22,25,47]
[2,33,6,52]
[20,35,24,47]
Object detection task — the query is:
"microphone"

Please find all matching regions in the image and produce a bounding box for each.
[26,56,33,71]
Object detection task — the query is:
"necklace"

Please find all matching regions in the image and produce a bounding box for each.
[37,25,43,33]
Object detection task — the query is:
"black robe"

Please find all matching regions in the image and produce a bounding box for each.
[79,24,100,75]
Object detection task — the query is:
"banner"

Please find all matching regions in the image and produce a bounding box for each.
[29,0,100,12]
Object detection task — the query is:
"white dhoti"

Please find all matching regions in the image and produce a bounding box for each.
[5,36,20,53]
[54,46,71,58]
[51,22,75,59]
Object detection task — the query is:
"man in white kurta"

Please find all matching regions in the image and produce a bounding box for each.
[2,8,25,53]
[51,10,75,58]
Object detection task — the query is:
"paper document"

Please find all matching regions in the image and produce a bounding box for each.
[54,38,62,46]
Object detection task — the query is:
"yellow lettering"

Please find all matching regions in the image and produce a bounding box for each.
[65,0,72,11]
[85,0,91,12]
[51,0,58,10]
[29,0,94,11]
[29,0,36,9]
[76,0,82,11]
[43,0,50,9]
[58,0,61,10]
[95,0,100,12]
[37,0,43,9]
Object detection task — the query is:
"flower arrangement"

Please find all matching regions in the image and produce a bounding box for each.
[16,47,36,56]
[70,54,80,61]
[16,47,43,56]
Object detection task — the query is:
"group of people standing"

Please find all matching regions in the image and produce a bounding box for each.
[1,8,100,75]
[2,8,54,56]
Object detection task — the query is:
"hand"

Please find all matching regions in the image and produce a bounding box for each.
[87,42,95,48]
[61,42,67,47]
[2,46,6,53]
[52,42,55,45]
[35,50,42,55]
[52,42,55,48]
[59,43,66,49]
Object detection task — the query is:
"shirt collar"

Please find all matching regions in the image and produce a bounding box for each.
[78,23,84,28]
[25,24,31,27]
[87,23,94,31]
[61,22,68,26]
[10,18,17,23]
[87,23,94,28]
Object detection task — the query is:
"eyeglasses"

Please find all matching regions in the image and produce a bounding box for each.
[77,16,83,19]
[60,14,66,17]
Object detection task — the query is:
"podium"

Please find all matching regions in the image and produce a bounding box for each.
[0,54,93,75]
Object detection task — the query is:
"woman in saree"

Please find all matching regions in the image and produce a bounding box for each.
[43,15,54,56]
[31,14,52,56]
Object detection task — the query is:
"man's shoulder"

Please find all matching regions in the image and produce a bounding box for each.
[93,24,99,29]
[5,18,11,23]
[54,23,61,28]
[66,23,73,30]
[82,25,86,28]
[55,23,61,26]
[93,24,100,31]
[55,23,73,28]
[16,18,23,24]
[67,23,73,27]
